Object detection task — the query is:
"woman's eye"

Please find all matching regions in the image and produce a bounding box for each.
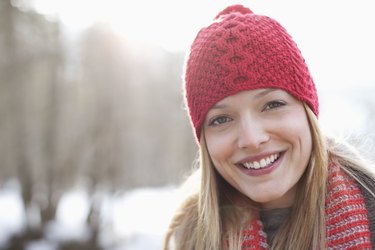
[263,100,286,111]
[208,116,233,126]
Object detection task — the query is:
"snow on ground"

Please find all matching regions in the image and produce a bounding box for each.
[107,186,182,249]
[46,189,91,243]
[112,187,180,238]
[0,179,25,246]
[25,239,58,250]
[0,183,182,250]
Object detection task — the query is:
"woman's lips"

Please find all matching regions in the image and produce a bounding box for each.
[236,151,284,176]
[242,153,280,170]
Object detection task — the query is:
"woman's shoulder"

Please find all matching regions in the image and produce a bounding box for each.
[342,163,375,244]
[358,171,375,245]
[346,164,375,191]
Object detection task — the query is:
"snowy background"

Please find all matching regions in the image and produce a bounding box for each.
[0,181,183,249]
[1,0,374,249]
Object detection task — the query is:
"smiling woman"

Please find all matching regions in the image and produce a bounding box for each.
[204,89,313,209]
[164,4,375,250]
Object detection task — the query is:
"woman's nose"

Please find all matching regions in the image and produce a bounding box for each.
[237,116,270,149]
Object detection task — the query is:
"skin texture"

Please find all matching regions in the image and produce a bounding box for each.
[204,88,312,209]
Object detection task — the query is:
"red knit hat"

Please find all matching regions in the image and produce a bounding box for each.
[184,5,318,141]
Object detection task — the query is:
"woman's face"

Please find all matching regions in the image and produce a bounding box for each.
[203,88,312,209]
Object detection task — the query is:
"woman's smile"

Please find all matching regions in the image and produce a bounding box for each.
[235,151,284,176]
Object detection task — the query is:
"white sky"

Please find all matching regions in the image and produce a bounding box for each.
[28,0,375,91]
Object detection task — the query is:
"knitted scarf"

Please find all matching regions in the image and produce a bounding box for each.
[241,163,372,249]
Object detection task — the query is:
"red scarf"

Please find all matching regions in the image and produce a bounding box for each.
[241,163,372,249]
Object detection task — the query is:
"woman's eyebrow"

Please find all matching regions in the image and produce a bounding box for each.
[210,104,227,110]
[254,88,278,99]
[210,89,279,110]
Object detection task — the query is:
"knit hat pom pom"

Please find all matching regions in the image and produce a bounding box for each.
[214,4,253,20]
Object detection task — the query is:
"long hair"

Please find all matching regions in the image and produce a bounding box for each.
[271,104,328,249]
[164,104,374,249]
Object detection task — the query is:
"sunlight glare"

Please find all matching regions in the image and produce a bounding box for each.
[105,0,218,52]
[32,0,232,52]
[32,0,105,30]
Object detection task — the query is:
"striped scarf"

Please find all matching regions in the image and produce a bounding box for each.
[241,163,372,249]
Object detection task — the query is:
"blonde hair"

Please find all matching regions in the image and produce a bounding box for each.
[164,104,374,249]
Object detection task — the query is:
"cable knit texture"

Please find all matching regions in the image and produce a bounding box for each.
[184,5,318,140]
[241,163,372,249]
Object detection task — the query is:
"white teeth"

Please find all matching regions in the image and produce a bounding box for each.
[260,159,266,168]
[242,153,279,170]
[254,161,260,169]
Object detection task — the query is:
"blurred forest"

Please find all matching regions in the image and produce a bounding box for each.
[1,0,375,250]
[0,0,196,249]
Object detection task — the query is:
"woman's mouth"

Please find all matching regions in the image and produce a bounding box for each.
[241,153,280,170]
[235,151,285,176]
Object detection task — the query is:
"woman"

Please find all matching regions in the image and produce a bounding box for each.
[164,4,375,249]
